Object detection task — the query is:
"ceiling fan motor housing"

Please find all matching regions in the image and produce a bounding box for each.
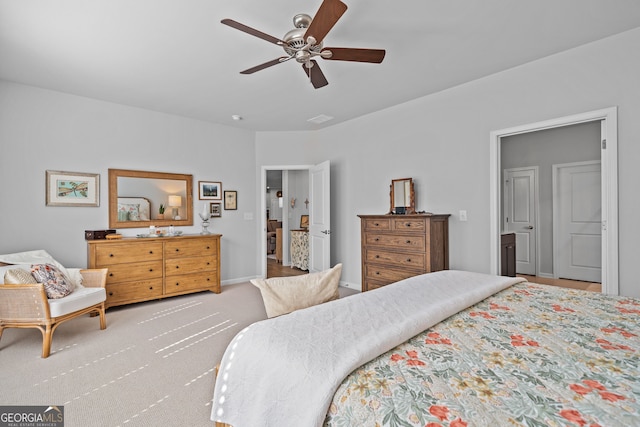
[283,14,323,60]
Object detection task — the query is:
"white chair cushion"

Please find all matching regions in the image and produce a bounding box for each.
[48,286,106,318]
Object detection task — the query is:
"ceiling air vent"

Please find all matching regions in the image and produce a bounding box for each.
[307,114,334,124]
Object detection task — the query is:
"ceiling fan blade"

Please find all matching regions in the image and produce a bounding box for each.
[240,57,289,74]
[304,0,347,45]
[322,48,386,63]
[302,60,329,89]
[221,19,285,45]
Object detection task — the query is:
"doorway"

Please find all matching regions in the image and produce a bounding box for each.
[260,162,331,279]
[489,107,618,295]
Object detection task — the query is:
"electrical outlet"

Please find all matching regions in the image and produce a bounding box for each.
[459,210,467,221]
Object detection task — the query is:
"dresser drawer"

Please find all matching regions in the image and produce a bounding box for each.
[165,238,218,259]
[364,265,418,284]
[94,242,163,265]
[365,233,425,250]
[391,218,426,231]
[165,272,219,295]
[105,260,163,284]
[165,255,217,277]
[363,218,391,231]
[365,248,426,270]
[106,279,163,305]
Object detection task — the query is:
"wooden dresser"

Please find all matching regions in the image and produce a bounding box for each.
[358,214,450,292]
[87,234,221,309]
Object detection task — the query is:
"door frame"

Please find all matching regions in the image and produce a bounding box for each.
[260,165,312,278]
[503,166,540,276]
[489,106,618,295]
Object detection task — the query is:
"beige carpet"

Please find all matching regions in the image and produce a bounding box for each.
[0,282,271,427]
[0,281,358,426]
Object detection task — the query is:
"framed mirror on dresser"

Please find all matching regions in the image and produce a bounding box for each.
[108,169,194,229]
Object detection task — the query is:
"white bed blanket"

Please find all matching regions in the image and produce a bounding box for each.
[211,270,525,427]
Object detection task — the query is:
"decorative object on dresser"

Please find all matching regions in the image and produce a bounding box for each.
[109,169,193,228]
[358,213,449,292]
[290,229,309,270]
[87,234,221,309]
[84,229,116,240]
[389,177,415,215]
[199,204,212,234]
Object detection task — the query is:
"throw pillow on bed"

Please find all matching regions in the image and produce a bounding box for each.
[30,263,74,299]
[251,263,342,318]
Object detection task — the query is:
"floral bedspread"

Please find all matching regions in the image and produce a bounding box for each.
[324,283,640,427]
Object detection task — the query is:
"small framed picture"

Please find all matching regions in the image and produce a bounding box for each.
[300,214,309,229]
[46,170,100,207]
[224,190,237,210]
[210,202,222,217]
[199,181,222,200]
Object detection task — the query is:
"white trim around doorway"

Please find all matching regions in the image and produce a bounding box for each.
[489,107,618,295]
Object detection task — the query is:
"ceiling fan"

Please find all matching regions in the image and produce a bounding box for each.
[221,0,385,89]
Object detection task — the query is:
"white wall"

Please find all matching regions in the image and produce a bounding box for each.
[256,28,640,297]
[2,28,639,296]
[0,82,258,283]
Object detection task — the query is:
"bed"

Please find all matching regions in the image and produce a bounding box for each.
[211,270,640,427]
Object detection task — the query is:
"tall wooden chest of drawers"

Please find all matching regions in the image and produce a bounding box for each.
[87,234,221,309]
[358,214,450,292]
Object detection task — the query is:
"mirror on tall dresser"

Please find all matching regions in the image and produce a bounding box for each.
[389,178,416,214]
[109,169,193,229]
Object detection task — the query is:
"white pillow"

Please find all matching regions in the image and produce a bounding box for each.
[0,264,31,284]
[251,264,342,318]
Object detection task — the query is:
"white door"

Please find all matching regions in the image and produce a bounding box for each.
[553,161,601,282]
[308,161,331,272]
[504,167,537,275]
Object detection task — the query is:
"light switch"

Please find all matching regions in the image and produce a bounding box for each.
[459,210,467,221]
[244,212,253,220]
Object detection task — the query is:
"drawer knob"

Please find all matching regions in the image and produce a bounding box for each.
[407,258,412,262]
[406,224,411,227]
[406,240,411,244]
[149,286,153,290]
[149,251,153,254]
[149,268,153,272]
[109,273,114,277]
[108,292,113,296]
[375,255,380,259]
[374,223,379,226]
[374,238,379,241]
[109,253,114,257]
[175,283,179,286]
[206,246,210,249]
[175,266,180,269]
[375,271,380,275]
[207,262,210,265]
[175,249,180,252]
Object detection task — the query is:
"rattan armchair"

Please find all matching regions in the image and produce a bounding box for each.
[0,268,108,358]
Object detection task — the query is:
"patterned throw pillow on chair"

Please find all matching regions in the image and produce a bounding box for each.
[30,263,74,299]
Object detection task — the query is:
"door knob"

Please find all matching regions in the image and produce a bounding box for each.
[526,226,534,229]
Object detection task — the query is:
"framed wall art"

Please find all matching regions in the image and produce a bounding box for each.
[199,181,222,200]
[210,202,222,217]
[46,170,100,207]
[224,190,237,210]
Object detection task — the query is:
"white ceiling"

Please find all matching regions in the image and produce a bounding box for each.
[2,1,640,132]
